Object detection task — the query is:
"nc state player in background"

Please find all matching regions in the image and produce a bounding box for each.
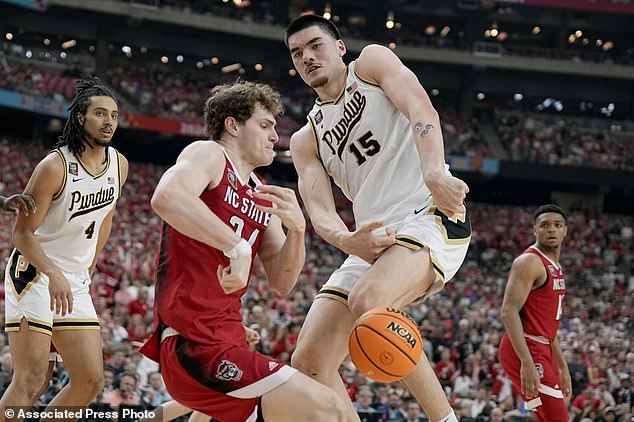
[499,204,571,422]
[140,81,345,421]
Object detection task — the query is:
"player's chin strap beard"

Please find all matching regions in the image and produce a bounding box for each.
[81,126,109,164]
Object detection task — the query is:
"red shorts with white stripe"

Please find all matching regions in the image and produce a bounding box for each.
[499,334,568,422]
[159,335,296,422]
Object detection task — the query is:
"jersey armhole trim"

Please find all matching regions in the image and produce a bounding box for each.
[51,149,67,201]
[116,151,122,198]
[307,116,322,162]
[353,68,381,88]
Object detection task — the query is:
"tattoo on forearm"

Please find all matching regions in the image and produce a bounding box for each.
[413,122,434,139]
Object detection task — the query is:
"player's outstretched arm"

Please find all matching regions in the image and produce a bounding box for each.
[500,253,545,400]
[0,193,36,215]
[255,185,306,295]
[355,44,468,217]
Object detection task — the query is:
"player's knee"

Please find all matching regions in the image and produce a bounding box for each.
[73,371,104,397]
[312,391,346,421]
[15,370,48,398]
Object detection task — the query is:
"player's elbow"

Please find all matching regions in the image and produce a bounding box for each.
[499,304,516,326]
[151,187,172,218]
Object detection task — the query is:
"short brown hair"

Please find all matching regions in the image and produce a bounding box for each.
[204,81,283,141]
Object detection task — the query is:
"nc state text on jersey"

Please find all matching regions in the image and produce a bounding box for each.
[223,186,271,226]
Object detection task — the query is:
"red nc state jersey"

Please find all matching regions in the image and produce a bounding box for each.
[519,246,566,341]
[154,153,272,346]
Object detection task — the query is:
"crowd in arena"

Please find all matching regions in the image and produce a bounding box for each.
[0,136,632,421]
[7,54,634,169]
[109,0,634,66]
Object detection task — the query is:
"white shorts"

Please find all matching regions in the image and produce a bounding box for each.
[316,205,470,304]
[4,249,99,336]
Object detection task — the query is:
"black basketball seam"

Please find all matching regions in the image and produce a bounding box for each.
[356,323,418,367]
[353,327,403,379]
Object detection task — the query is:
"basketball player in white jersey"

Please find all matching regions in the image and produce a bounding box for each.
[285,15,470,422]
[1,78,128,421]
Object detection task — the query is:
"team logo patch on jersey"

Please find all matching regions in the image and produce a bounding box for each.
[227,169,238,190]
[548,265,558,276]
[268,361,279,371]
[216,360,243,382]
[535,363,544,379]
[246,188,254,197]
[69,162,78,176]
[314,110,323,125]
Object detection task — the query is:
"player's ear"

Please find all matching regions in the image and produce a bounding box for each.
[77,112,85,125]
[224,116,239,137]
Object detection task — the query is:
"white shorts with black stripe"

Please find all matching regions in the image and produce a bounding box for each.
[316,205,471,305]
[4,249,100,336]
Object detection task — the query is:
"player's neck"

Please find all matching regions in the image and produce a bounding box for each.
[220,143,255,183]
[535,243,561,262]
[77,143,108,174]
[314,65,347,102]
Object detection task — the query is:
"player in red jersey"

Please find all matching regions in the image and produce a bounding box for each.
[139,81,346,422]
[499,204,571,421]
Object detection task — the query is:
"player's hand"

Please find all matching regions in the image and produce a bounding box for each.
[559,367,572,402]
[520,361,541,400]
[426,173,469,217]
[342,221,396,264]
[254,185,306,233]
[245,326,261,349]
[216,254,251,294]
[48,271,73,316]
[1,194,36,215]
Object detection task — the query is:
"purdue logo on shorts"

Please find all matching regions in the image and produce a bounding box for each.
[216,360,243,382]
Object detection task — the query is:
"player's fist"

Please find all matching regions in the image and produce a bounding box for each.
[254,185,306,233]
[216,254,251,294]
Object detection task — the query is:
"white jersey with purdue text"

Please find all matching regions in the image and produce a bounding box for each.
[307,60,449,227]
[307,61,471,302]
[35,145,121,273]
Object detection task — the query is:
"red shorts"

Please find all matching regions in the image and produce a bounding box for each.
[159,335,296,421]
[499,334,568,422]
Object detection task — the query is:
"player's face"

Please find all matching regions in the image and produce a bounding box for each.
[288,25,345,89]
[79,96,118,147]
[534,212,567,249]
[238,103,278,166]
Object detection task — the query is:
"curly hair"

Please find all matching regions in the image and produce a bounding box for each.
[55,77,118,156]
[204,81,283,141]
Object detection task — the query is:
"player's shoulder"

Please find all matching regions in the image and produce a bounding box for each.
[355,44,399,77]
[177,140,224,164]
[290,124,316,151]
[36,149,66,176]
[511,251,545,275]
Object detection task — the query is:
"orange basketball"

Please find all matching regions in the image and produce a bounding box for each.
[348,307,423,383]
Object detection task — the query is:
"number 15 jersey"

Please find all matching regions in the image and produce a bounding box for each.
[306,60,448,227]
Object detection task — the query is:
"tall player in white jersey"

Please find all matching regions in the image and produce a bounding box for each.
[1,78,128,420]
[286,15,471,422]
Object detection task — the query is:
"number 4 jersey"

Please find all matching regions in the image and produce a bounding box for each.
[306,60,450,227]
[153,150,272,346]
[34,145,122,273]
[520,246,566,342]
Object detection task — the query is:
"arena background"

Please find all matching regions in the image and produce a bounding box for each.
[0,0,632,421]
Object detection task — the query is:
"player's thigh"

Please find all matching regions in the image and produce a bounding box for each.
[52,329,103,380]
[260,372,342,422]
[8,318,51,377]
[349,245,435,312]
[292,297,355,367]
